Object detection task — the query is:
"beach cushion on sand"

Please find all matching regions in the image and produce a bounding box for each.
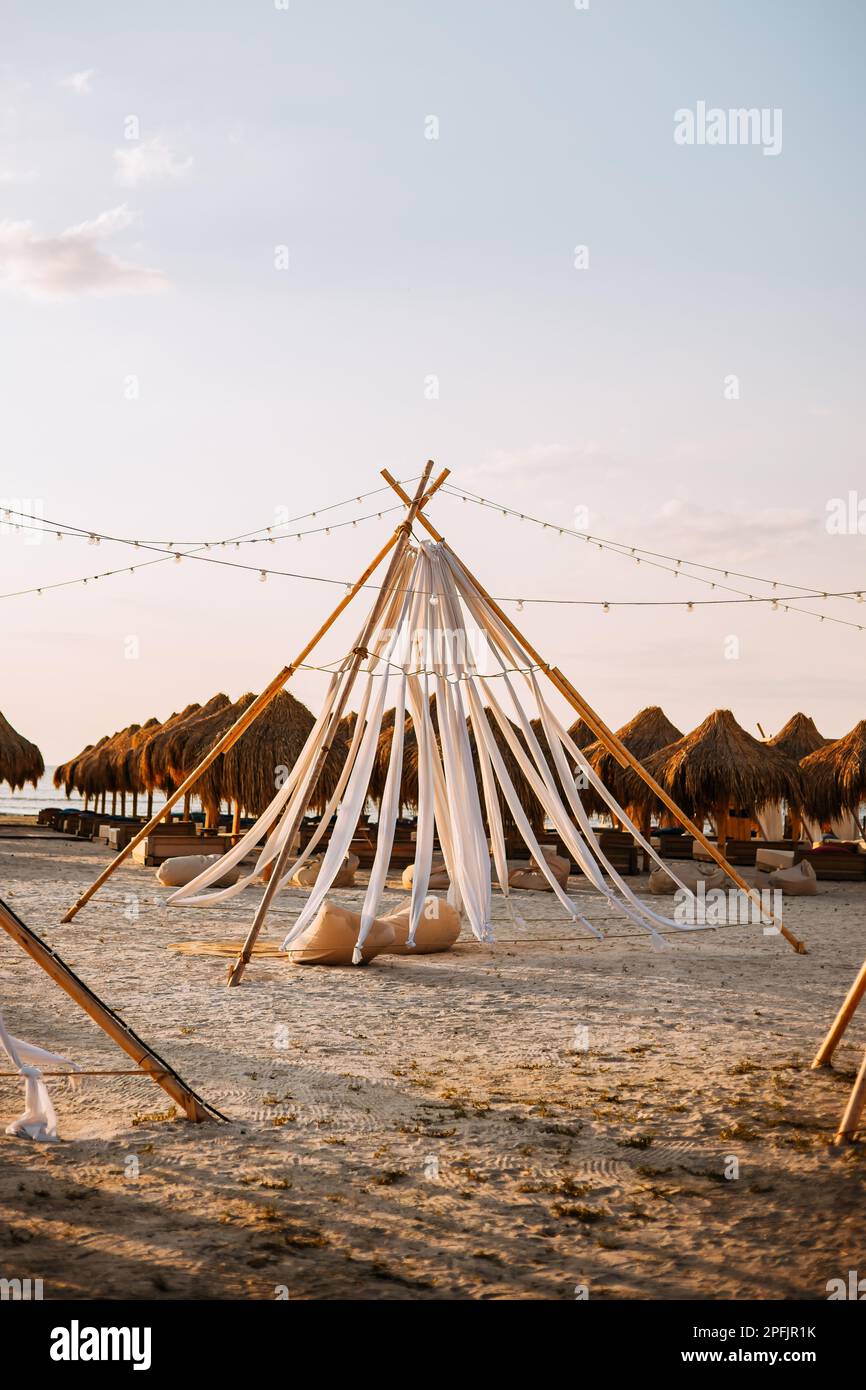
[768,860,818,895]
[285,901,395,966]
[648,862,726,895]
[285,896,462,966]
[381,899,461,954]
[756,848,795,874]
[401,860,450,890]
[157,853,241,888]
[508,846,570,891]
[290,851,359,889]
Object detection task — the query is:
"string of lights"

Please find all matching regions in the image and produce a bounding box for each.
[0,478,409,551]
[441,482,865,607]
[1,484,863,630]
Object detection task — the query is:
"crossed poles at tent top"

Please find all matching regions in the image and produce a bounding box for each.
[61,463,807,970]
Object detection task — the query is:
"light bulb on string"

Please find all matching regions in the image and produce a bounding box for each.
[259,570,267,583]
[516,599,524,612]
[602,602,609,613]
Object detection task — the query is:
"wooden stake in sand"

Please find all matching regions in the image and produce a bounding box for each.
[381,472,807,956]
[0,895,222,1121]
[59,468,445,925]
[813,955,866,1143]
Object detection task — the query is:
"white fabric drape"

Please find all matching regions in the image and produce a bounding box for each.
[170,535,718,955]
[755,802,785,840]
[0,1008,80,1142]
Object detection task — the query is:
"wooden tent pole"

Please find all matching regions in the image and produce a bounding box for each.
[382,473,807,955]
[0,896,221,1122]
[812,957,866,1067]
[834,1048,866,1143]
[60,521,411,924]
[225,463,443,988]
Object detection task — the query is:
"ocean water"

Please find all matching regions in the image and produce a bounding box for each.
[0,769,173,819]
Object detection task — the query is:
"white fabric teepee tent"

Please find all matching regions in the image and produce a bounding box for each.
[63,463,805,967]
[169,538,711,958]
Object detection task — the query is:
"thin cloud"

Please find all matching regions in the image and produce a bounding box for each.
[467,442,623,483]
[0,203,168,298]
[114,136,193,187]
[60,68,96,95]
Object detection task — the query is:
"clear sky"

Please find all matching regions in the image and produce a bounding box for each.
[1,0,864,762]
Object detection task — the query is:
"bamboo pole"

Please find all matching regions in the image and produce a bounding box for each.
[834,1048,866,1143]
[0,896,220,1122]
[225,464,441,987]
[382,473,807,954]
[60,522,410,923]
[812,957,866,1067]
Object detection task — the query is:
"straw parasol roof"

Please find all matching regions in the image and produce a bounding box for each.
[199,689,350,819]
[584,707,683,817]
[54,740,95,795]
[0,711,44,791]
[75,733,123,799]
[104,723,146,794]
[55,735,110,798]
[159,693,245,819]
[139,699,213,794]
[567,717,596,752]
[766,712,830,764]
[371,697,550,833]
[800,720,866,823]
[636,708,803,823]
[121,717,162,796]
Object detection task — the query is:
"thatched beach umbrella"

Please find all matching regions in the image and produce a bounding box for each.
[72,730,127,812]
[0,711,44,792]
[56,734,111,809]
[767,712,829,764]
[161,693,240,825]
[53,743,94,798]
[636,708,803,844]
[765,714,831,840]
[138,700,205,797]
[201,689,350,829]
[372,697,552,835]
[800,720,866,828]
[567,716,596,752]
[121,717,161,816]
[584,706,683,831]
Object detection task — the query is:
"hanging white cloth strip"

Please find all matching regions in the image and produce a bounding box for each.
[280,546,423,949]
[171,543,415,909]
[0,1008,80,1142]
[168,668,347,905]
[443,544,704,935]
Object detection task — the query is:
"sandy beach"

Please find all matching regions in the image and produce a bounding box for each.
[1,823,864,1301]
